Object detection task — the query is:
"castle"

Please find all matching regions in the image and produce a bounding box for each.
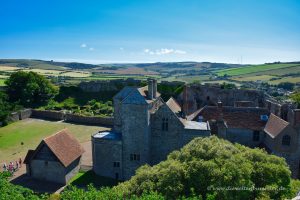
[92,79,300,180]
[92,79,210,180]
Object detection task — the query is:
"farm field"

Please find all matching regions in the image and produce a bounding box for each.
[163,75,211,83]
[216,63,300,76]
[268,76,300,84]
[0,118,108,165]
[231,75,275,82]
[202,80,241,86]
[245,65,300,76]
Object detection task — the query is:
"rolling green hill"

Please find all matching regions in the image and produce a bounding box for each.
[216,63,300,76]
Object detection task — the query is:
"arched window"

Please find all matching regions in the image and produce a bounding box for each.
[282,135,291,146]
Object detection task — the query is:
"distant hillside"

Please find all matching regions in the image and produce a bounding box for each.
[0,59,100,70]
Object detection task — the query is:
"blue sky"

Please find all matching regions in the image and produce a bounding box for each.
[0,0,299,64]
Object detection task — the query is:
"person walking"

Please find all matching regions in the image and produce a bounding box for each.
[19,158,22,168]
[15,161,19,170]
[2,163,7,171]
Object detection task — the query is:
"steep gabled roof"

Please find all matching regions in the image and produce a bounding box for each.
[166,97,181,114]
[264,113,289,138]
[25,129,84,167]
[122,88,148,105]
[113,86,136,101]
[23,150,35,164]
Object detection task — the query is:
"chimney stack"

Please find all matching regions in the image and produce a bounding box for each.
[153,79,157,98]
[148,78,154,99]
[147,78,157,100]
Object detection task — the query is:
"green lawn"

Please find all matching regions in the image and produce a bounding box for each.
[0,119,108,164]
[70,170,120,188]
[0,79,6,86]
[216,63,300,76]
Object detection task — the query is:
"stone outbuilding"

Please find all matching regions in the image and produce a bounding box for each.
[24,129,84,184]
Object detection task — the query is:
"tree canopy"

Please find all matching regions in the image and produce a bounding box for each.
[1,136,299,200]
[115,136,294,200]
[5,71,57,107]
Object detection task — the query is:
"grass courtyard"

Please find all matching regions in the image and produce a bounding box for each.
[0,118,109,164]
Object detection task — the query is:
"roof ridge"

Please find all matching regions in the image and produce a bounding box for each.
[43,128,68,141]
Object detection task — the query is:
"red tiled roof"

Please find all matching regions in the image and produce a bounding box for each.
[43,129,84,167]
[166,97,181,113]
[189,106,269,131]
[25,129,84,167]
[264,113,289,138]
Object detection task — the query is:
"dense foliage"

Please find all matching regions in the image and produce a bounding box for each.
[1,137,300,199]
[5,71,57,107]
[291,92,300,108]
[0,172,46,200]
[115,136,295,200]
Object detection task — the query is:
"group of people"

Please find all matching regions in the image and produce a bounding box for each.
[2,158,22,174]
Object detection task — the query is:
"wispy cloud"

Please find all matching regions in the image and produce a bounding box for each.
[89,47,95,51]
[80,43,87,48]
[120,47,124,51]
[143,48,186,55]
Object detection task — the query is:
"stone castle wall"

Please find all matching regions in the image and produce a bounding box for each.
[31,110,65,121]
[65,114,113,126]
[178,85,265,114]
[79,79,142,92]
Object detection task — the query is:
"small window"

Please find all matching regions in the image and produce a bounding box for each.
[115,173,119,180]
[44,161,48,166]
[206,96,210,101]
[282,135,291,146]
[253,131,260,141]
[130,154,140,161]
[162,118,169,131]
[113,162,120,167]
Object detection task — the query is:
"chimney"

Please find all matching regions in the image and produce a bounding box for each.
[147,78,154,99]
[152,79,157,98]
[182,85,188,117]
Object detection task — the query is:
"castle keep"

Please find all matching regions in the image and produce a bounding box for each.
[92,79,210,180]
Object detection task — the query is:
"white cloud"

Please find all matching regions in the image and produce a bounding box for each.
[120,47,124,51]
[89,47,95,51]
[144,48,187,55]
[80,43,87,48]
[174,50,187,54]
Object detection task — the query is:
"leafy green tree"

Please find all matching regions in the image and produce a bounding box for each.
[277,82,294,90]
[115,136,292,200]
[291,92,300,108]
[0,92,13,123]
[5,71,57,107]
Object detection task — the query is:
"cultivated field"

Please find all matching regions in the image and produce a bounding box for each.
[216,63,300,76]
[0,118,109,165]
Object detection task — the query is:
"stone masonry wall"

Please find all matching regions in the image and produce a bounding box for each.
[19,109,32,120]
[178,85,265,114]
[121,103,150,180]
[65,114,113,126]
[31,110,65,121]
[92,138,122,179]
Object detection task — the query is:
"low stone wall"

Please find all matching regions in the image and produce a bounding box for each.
[31,110,65,121]
[65,114,113,126]
[8,112,19,122]
[19,109,32,120]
